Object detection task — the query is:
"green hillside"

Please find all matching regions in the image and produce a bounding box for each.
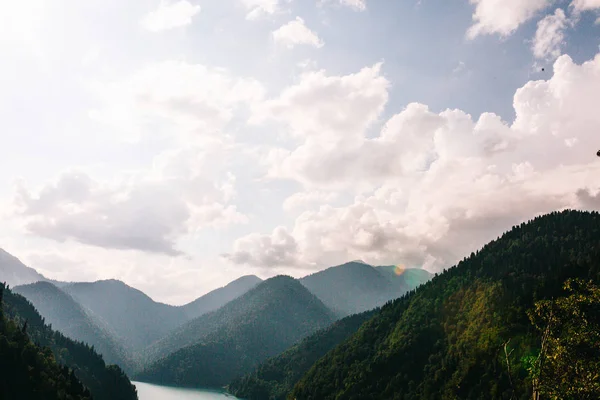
[229,309,377,400]
[2,283,138,400]
[291,210,600,400]
[14,281,134,372]
[136,276,334,388]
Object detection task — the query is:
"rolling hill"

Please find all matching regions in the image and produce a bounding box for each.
[13,281,134,372]
[1,282,138,400]
[228,309,377,400]
[300,261,431,317]
[290,210,600,400]
[63,279,188,351]
[137,276,335,388]
[179,275,262,319]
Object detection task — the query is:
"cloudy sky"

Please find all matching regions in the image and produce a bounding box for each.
[1,0,599,305]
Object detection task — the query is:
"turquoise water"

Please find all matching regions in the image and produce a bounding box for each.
[133,381,240,400]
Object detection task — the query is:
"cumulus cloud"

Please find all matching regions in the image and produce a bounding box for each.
[272,18,324,49]
[225,53,600,271]
[532,9,568,59]
[283,191,338,211]
[467,0,554,38]
[571,0,600,11]
[89,61,265,141]
[320,0,367,11]
[14,146,247,256]
[140,0,200,32]
[241,0,279,20]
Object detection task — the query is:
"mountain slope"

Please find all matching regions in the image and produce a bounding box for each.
[300,262,429,317]
[291,210,600,400]
[137,276,335,388]
[2,283,138,400]
[1,285,93,400]
[229,309,377,400]
[63,280,187,351]
[0,248,48,287]
[179,275,262,319]
[13,281,133,372]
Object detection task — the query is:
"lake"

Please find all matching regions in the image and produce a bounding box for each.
[133,381,240,400]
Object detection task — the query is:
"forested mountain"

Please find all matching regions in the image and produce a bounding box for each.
[1,283,138,400]
[63,279,187,351]
[377,265,432,291]
[229,309,377,400]
[180,275,262,319]
[136,276,335,388]
[300,261,430,317]
[13,281,134,372]
[1,285,92,400]
[291,210,600,400]
[0,248,49,287]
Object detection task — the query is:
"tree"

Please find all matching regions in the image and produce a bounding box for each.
[526,279,600,399]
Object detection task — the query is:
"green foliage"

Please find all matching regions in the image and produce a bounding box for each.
[527,278,600,399]
[1,283,138,400]
[1,284,91,399]
[229,309,377,400]
[290,210,600,400]
[136,276,335,388]
[14,281,134,372]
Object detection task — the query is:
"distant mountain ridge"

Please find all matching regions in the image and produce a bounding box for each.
[179,275,262,319]
[13,281,134,372]
[300,261,431,317]
[63,279,188,352]
[137,276,335,388]
[0,248,49,287]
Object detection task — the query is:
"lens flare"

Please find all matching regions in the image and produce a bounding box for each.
[394,264,406,276]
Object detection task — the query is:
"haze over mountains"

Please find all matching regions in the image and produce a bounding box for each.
[2,211,600,399]
[13,281,133,372]
[1,246,430,378]
[138,276,336,387]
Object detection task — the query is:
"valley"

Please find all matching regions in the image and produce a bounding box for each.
[2,211,600,399]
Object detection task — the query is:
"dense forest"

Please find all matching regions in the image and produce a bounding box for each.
[136,276,335,388]
[0,285,92,399]
[291,210,600,400]
[14,282,134,373]
[1,283,138,400]
[229,309,377,400]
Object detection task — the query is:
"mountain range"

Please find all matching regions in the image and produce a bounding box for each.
[2,210,599,399]
[137,276,336,387]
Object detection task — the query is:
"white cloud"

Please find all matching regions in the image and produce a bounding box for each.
[340,0,367,11]
[226,53,600,271]
[272,17,324,49]
[89,61,265,142]
[283,191,338,211]
[467,0,554,38]
[571,0,600,11]
[241,0,279,20]
[320,0,367,11]
[13,145,247,256]
[140,0,201,32]
[532,9,568,59]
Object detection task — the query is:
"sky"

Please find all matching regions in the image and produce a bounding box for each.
[1,0,600,305]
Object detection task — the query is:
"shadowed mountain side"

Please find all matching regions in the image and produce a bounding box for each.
[136,276,335,387]
[63,280,188,352]
[300,261,431,317]
[13,281,135,373]
[179,275,262,320]
[2,283,138,400]
[229,309,377,400]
